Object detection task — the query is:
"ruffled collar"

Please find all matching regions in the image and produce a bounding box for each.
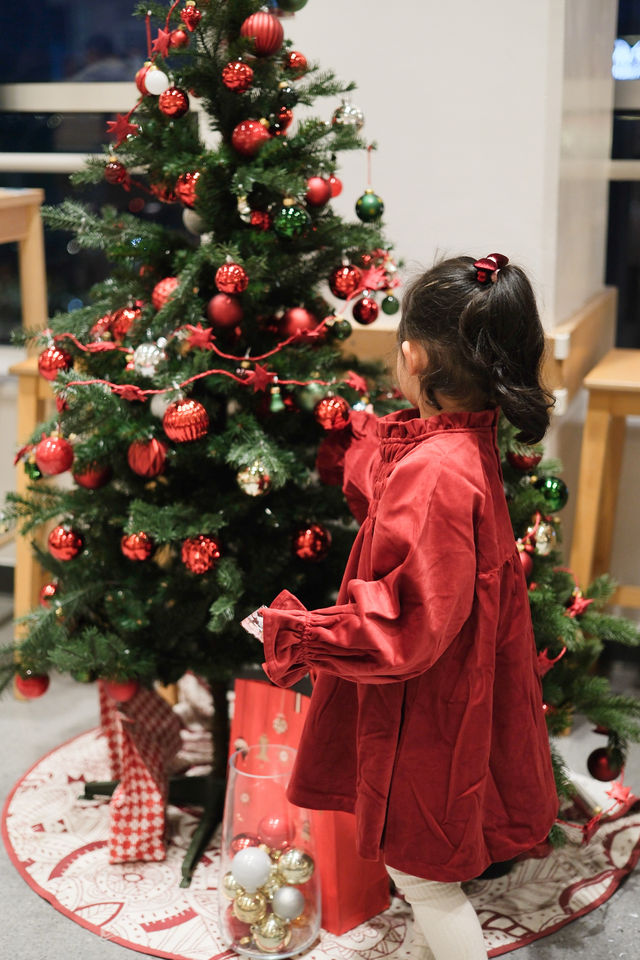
[377,407,499,446]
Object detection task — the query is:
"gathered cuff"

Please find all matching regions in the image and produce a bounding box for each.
[261,590,311,687]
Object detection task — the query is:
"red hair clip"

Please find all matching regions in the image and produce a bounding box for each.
[473,253,509,284]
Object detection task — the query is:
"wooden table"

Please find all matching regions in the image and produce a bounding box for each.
[569,348,640,607]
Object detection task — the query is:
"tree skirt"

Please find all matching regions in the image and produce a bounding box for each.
[3,729,640,960]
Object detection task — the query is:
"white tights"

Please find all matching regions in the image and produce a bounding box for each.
[386,865,487,960]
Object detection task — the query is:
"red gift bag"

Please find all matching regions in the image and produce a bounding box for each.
[229,677,390,934]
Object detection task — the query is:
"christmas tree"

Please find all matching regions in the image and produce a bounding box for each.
[1,0,639,842]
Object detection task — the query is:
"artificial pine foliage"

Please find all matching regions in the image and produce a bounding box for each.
[1,1,639,832]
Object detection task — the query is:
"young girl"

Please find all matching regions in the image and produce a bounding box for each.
[257,254,558,960]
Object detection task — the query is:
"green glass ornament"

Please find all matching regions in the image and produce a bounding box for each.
[277,0,308,10]
[270,386,286,412]
[273,203,311,240]
[533,475,569,511]
[381,295,399,315]
[328,317,353,341]
[356,188,384,223]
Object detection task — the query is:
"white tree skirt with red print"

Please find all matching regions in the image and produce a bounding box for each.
[2,728,640,960]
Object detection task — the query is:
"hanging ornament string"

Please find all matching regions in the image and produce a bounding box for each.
[367,144,373,187]
[145,11,153,58]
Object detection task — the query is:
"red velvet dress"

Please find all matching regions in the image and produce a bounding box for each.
[262,408,557,882]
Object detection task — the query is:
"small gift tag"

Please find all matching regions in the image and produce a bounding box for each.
[241,608,264,642]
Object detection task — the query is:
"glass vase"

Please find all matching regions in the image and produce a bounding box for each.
[218,744,321,958]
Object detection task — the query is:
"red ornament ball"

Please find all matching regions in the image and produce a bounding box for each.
[181,534,222,574]
[328,175,343,197]
[230,833,261,855]
[48,525,84,561]
[111,304,141,343]
[163,398,209,442]
[284,50,308,77]
[222,60,254,92]
[135,62,153,94]
[293,523,332,561]
[175,171,201,207]
[518,546,533,580]
[158,86,189,118]
[73,463,111,489]
[152,276,179,310]
[15,672,50,699]
[180,1,202,31]
[240,11,284,56]
[281,307,318,337]
[215,262,249,295]
[305,176,332,208]
[250,210,272,231]
[258,814,296,849]
[39,581,58,608]
[170,26,190,48]
[352,295,379,325]
[127,438,168,477]
[104,160,128,185]
[121,531,154,561]
[207,293,243,328]
[329,264,362,299]
[587,747,623,782]
[35,434,74,476]
[507,451,543,472]
[231,119,271,157]
[38,344,72,381]
[90,312,113,340]
[314,395,351,431]
[104,679,140,703]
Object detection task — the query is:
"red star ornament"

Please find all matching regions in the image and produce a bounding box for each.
[247,363,274,393]
[185,323,215,349]
[536,645,567,677]
[106,114,140,147]
[351,264,388,298]
[565,591,595,618]
[113,384,147,402]
[606,780,632,806]
[344,370,368,394]
[152,28,172,57]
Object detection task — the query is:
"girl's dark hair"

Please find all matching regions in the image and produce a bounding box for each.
[398,256,554,444]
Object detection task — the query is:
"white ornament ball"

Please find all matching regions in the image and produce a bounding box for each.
[272,884,305,921]
[182,208,206,235]
[144,68,170,95]
[133,342,164,377]
[150,393,174,419]
[231,845,272,892]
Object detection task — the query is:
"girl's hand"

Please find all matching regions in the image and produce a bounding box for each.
[240,608,264,643]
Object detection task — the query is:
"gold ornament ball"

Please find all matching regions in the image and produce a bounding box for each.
[233,889,267,924]
[276,847,315,884]
[251,914,292,954]
[223,871,245,900]
[260,864,285,901]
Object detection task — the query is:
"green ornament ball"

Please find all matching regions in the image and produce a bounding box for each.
[277,0,309,11]
[328,317,353,341]
[273,204,312,240]
[533,475,569,511]
[298,381,327,412]
[381,295,399,315]
[356,189,384,223]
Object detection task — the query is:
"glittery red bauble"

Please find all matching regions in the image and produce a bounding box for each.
[306,176,332,207]
[48,525,84,561]
[215,262,249,294]
[284,50,308,76]
[282,307,318,336]
[314,395,351,431]
[230,833,261,855]
[111,304,141,343]
[15,672,50,699]
[293,523,332,560]
[175,171,201,207]
[181,534,221,574]
[207,293,243,328]
[329,264,362,299]
[250,210,272,231]
[170,26,190,48]
[328,175,343,197]
[231,120,271,157]
[222,60,254,92]
[163,398,209,442]
[90,313,113,340]
[38,345,72,381]
[158,86,190,118]
[518,547,533,580]
[152,276,179,310]
[127,437,168,477]
[587,747,622,782]
[240,11,284,56]
[352,296,379,325]
[34,434,74,476]
[258,814,296,848]
[507,451,543,472]
[73,463,111,488]
[104,160,128,184]
[121,531,154,561]
[39,581,58,608]
[180,2,202,31]
[135,62,153,94]
[104,679,140,702]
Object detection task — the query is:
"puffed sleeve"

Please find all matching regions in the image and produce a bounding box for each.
[315,410,380,524]
[262,457,482,686]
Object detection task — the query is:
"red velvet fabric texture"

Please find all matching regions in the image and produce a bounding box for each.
[262,408,557,882]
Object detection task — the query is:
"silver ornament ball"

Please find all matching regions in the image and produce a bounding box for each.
[272,884,305,921]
